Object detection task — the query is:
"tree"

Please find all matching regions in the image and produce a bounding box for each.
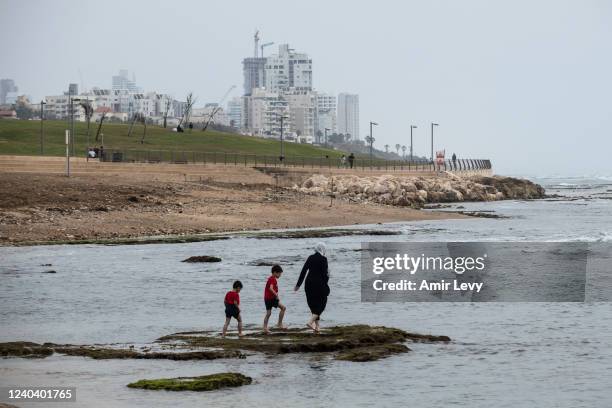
[80,101,94,146]
[177,92,195,132]
[395,143,401,155]
[401,145,407,158]
[95,112,107,142]
[162,99,171,128]
[384,144,389,153]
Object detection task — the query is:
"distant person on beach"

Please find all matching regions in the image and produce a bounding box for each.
[263,264,287,334]
[294,242,330,333]
[340,155,347,168]
[452,153,457,169]
[348,153,355,169]
[222,280,243,337]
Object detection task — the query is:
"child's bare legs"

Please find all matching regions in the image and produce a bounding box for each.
[222,317,231,337]
[277,303,287,329]
[263,309,272,334]
[237,314,244,337]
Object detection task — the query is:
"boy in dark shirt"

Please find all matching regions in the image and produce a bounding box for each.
[263,265,287,334]
[222,280,243,337]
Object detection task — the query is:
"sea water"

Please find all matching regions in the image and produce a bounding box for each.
[1,176,611,407]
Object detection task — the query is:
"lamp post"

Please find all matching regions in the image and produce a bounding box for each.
[276,113,288,162]
[410,125,417,161]
[430,122,439,162]
[40,100,46,155]
[324,128,330,148]
[369,121,378,166]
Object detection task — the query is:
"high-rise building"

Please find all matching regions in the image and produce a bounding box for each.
[242,58,266,96]
[67,83,78,96]
[265,44,312,93]
[243,88,289,138]
[227,97,243,128]
[285,91,316,144]
[315,93,337,142]
[112,69,141,93]
[0,79,18,105]
[337,93,359,141]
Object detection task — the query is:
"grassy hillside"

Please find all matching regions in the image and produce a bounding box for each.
[0,119,347,158]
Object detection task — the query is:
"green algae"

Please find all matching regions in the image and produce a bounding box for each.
[182,255,222,263]
[335,343,410,362]
[54,347,244,360]
[127,373,252,391]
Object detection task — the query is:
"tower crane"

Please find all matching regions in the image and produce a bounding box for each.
[260,42,274,58]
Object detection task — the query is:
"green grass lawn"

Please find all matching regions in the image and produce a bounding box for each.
[0,119,347,158]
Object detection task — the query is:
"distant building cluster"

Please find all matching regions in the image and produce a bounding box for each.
[239,33,359,144]
[2,35,360,145]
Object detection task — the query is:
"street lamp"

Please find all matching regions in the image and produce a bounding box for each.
[369,121,378,165]
[324,128,330,148]
[275,112,289,162]
[410,125,417,161]
[430,123,439,162]
[40,100,46,155]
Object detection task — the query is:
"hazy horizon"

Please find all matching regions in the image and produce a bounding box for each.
[1,0,610,176]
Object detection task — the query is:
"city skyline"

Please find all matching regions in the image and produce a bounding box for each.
[1,0,611,175]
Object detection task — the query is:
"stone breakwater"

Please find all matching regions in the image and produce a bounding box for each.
[294,173,545,207]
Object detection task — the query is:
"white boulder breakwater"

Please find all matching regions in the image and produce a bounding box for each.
[294,173,545,207]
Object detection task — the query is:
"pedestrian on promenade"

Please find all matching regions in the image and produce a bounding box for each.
[348,153,355,169]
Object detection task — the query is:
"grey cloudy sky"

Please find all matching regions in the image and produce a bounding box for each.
[1,0,610,176]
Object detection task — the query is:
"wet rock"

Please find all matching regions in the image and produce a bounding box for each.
[127,373,252,392]
[0,341,54,358]
[54,346,243,360]
[182,256,222,263]
[42,270,57,274]
[251,229,401,239]
[335,343,410,362]
[159,325,449,362]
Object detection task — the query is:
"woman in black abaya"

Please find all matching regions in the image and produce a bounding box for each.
[294,242,330,333]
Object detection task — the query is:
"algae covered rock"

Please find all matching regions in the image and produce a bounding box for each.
[54,346,244,360]
[182,256,222,263]
[335,344,410,362]
[0,341,54,358]
[159,324,449,362]
[127,372,252,391]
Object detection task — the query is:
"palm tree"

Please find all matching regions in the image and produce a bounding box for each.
[384,144,390,153]
[395,143,401,155]
[401,145,407,159]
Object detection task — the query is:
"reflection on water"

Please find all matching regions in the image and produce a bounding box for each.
[1,177,611,407]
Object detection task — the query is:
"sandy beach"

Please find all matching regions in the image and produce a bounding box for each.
[0,168,463,245]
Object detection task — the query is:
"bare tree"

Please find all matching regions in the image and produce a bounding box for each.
[80,101,94,146]
[162,99,171,128]
[95,112,107,142]
[177,93,195,132]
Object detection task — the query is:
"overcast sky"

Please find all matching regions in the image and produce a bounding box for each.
[1,0,610,176]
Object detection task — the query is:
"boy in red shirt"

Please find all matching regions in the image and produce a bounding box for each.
[263,265,287,334]
[222,280,243,337]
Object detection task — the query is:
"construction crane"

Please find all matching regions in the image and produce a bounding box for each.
[260,42,274,58]
[202,85,237,132]
[254,30,260,58]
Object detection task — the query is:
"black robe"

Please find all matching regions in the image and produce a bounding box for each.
[296,252,330,316]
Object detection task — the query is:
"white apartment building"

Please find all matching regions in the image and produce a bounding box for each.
[243,88,290,138]
[285,91,316,144]
[227,97,242,128]
[337,93,359,141]
[265,44,312,93]
[315,93,337,142]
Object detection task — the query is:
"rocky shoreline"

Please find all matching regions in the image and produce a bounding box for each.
[295,173,546,207]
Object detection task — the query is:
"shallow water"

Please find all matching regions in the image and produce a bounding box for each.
[1,176,611,407]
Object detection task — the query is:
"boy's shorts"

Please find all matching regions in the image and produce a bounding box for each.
[265,298,279,310]
[225,303,240,319]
